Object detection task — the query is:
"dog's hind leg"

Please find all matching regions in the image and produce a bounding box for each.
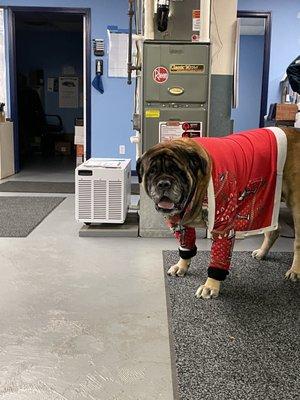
[285,209,300,281]
[280,128,300,279]
[252,229,280,260]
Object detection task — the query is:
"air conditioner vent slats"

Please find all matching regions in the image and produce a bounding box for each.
[108,181,122,220]
[94,180,106,219]
[75,159,130,224]
[78,180,92,219]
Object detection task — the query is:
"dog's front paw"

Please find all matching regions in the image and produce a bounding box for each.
[285,267,300,282]
[195,278,220,299]
[167,263,188,277]
[252,248,266,260]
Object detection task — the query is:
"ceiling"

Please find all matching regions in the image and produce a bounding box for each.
[239,17,265,36]
[15,12,83,32]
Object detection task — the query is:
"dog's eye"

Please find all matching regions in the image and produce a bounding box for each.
[171,164,182,174]
[148,166,157,174]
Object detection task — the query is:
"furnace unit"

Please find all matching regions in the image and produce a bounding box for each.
[127,0,211,237]
[142,41,210,151]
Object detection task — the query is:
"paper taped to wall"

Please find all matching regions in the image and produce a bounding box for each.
[108,31,138,78]
[59,77,78,108]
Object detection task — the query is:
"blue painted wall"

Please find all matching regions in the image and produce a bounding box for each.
[231,35,264,131]
[238,0,300,108]
[16,29,83,134]
[2,0,136,162]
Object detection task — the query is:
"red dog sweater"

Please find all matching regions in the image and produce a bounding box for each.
[166,127,287,281]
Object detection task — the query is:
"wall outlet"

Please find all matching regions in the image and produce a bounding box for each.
[119,145,125,155]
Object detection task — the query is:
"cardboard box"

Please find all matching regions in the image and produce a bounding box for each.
[76,156,84,167]
[275,104,298,121]
[75,118,84,126]
[75,145,84,166]
[55,141,71,155]
[76,144,84,156]
[74,126,84,145]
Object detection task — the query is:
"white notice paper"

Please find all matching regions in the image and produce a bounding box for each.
[108,32,137,78]
[159,121,203,142]
[59,77,78,108]
[159,122,183,142]
[192,9,201,31]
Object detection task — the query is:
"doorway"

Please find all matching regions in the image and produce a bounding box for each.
[231,11,271,131]
[8,7,91,177]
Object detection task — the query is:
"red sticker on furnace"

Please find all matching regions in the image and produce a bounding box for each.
[153,66,169,84]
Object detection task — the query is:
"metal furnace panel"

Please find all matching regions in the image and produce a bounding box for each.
[143,42,210,103]
[143,106,208,150]
[154,0,202,41]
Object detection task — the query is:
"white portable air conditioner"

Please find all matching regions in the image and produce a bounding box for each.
[75,158,131,224]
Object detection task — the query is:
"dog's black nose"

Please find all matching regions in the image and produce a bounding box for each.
[157,179,171,190]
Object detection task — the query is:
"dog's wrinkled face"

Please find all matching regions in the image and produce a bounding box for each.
[136,140,207,216]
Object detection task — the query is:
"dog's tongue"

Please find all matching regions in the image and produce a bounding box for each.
[158,198,175,210]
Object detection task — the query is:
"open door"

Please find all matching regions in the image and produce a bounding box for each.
[7,7,91,175]
[0,8,8,114]
[232,11,271,131]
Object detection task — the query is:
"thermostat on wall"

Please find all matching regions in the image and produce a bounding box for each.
[93,39,104,56]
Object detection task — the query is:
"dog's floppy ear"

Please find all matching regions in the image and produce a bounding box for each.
[136,156,144,183]
[188,151,207,177]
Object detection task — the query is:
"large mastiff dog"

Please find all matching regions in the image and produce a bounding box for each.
[137,127,300,299]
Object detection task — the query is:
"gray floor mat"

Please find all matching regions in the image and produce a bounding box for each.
[0,196,65,237]
[0,181,140,195]
[0,181,75,193]
[163,251,300,400]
